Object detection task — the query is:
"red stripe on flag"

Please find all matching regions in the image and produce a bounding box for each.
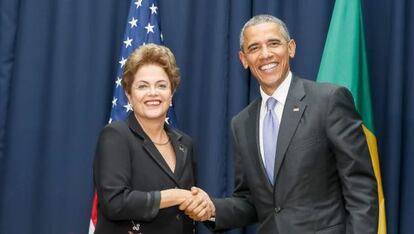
[91,192,98,225]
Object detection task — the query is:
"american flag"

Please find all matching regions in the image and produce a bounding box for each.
[89,0,177,233]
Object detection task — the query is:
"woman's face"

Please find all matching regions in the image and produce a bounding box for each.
[126,64,172,122]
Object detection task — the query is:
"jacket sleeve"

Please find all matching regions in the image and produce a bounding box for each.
[93,124,160,221]
[326,86,379,233]
[210,118,258,231]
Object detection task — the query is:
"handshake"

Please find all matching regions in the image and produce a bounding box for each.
[165,187,215,221]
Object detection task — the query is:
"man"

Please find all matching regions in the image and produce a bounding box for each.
[185,14,379,234]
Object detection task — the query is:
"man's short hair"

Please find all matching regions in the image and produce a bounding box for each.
[240,14,291,51]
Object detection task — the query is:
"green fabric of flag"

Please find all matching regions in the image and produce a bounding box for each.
[316,0,386,233]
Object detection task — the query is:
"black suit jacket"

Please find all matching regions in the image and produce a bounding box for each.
[212,76,378,234]
[94,114,196,234]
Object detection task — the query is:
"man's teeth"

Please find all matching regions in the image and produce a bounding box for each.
[260,63,277,70]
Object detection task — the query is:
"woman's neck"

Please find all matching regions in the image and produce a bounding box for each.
[136,115,167,142]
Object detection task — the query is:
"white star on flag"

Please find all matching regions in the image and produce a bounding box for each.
[123,37,133,48]
[128,17,138,28]
[134,0,142,8]
[145,23,155,33]
[112,98,118,107]
[149,4,158,14]
[124,103,133,112]
[119,57,127,67]
[115,77,122,87]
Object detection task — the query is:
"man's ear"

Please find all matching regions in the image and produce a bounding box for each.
[288,39,296,58]
[239,51,249,69]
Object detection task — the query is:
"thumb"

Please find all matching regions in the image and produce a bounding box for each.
[191,186,199,195]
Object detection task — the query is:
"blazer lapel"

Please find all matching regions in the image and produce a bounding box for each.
[142,141,181,185]
[274,77,306,182]
[167,126,188,185]
[127,114,181,186]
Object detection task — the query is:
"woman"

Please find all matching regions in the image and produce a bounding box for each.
[94,44,204,234]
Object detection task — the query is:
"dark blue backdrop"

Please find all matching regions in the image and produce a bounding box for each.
[0,0,413,233]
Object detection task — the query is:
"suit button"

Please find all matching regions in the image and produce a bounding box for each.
[274,206,282,213]
[176,214,181,221]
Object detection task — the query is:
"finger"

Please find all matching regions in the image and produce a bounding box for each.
[198,207,212,221]
[203,206,214,221]
[184,200,201,215]
[179,198,193,210]
[191,200,207,215]
[192,201,209,219]
[185,202,198,213]
[206,200,215,215]
[198,204,212,221]
[185,196,203,212]
[193,207,211,222]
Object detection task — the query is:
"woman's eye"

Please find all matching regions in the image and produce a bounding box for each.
[136,84,148,89]
[157,83,168,89]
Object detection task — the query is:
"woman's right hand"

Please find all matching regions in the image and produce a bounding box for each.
[159,188,193,209]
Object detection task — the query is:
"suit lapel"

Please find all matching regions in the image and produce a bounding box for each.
[127,114,182,186]
[274,77,306,182]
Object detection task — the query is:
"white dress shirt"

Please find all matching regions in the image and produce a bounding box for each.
[259,71,292,164]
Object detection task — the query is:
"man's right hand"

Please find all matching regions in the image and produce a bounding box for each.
[178,186,215,221]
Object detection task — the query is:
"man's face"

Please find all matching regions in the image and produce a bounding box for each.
[239,22,296,95]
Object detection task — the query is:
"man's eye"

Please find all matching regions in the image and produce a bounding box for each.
[269,41,282,47]
[248,46,259,53]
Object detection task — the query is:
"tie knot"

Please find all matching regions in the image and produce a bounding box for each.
[266,97,277,110]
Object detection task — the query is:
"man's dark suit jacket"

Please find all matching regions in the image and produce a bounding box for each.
[212,76,379,234]
[94,114,196,234]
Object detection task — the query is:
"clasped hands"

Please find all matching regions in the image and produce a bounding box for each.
[179,187,215,221]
